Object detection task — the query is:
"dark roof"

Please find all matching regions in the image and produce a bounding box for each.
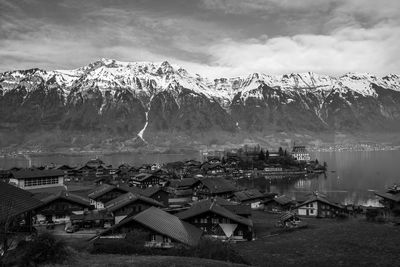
[234,189,265,202]
[224,204,252,216]
[11,169,64,179]
[35,190,91,208]
[142,186,167,197]
[105,192,164,212]
[170,178,199,188]
[99,207,202,246]
[374,191,400,202]
[264,195,294,206]
[176,199,252,227]
[88,183,134,199]
[280,211,298,222]
[133,173,163,182]
[296,193,343,209]
[199,178,237,194]
[0,181,43,218]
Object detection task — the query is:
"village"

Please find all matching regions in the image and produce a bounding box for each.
[1,144,400,266]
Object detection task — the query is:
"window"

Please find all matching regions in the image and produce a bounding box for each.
[150,234,156,242]
[310,203,313,208]
[211,218,219,224]
[163,236,171,243]
[310,209,314,214]
[200,218,207,223]
[24,177,59,187]
[238,230,243,236]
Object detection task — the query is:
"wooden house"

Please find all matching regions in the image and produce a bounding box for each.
[194,178,237,199]
[88,183,136,209]
[104,192,164,224]
[176,199,253,241]
[263,195,296,212]
[34,190,91,224]
[233,189,272,209]
[96,207,202,248]
[130,173,168,188]
[295,193,344,218]
[142,186,170,207]
[374,184,400,212]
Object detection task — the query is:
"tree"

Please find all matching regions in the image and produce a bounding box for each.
[315,159,319,165]
[284,149,288,157]
[265,150,269,160]
[278,147,284,156]
[258,149,265,161]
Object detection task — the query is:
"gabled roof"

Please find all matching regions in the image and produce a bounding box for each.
[105,192,164,212]
[0,181,43,219]
[99,207,202,246]
[199,178,237,194]
[142,186,167,197]
[296,193,343,209]
[11,169,65,179]
[133,173,161,182]
[264,195,294,206]
[234,189,265,202]
[176,199,252,227]
[170,178,200,188]
[35,190,91,208]
[88,183,133,199]
[374,191,400,203]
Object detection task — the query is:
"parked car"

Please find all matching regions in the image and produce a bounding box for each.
[65,225,79,233]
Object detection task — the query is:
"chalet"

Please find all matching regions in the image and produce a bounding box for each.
[295,192,344,218]
[207,156,221,164]
[0,181,42,235]
[277,211,301,228]
[9,169,65,190]
[142,186,170,207]
[233,189,272,209]
[263,195,295,212]
[96,207,202,248]
[33,190,91,224]
[85,158,105,169]
[75,165,96,180]
[105,192,164,223]
[201,163,225,176]
[176,199,253,241]
[374,184,400,212]
[291,146,311,162]
[194,178,237,199]
[70,210,114,229]
[130,173,168,188]
[88,183,135,209]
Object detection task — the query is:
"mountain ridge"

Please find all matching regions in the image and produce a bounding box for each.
[1,59,400,150]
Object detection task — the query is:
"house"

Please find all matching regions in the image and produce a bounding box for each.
[75,165,96,180]
[130,173,168,188]
[233,189,272,209]
[176,199,253,241]
[70,210,114,229]
[263,195,295,212]
[85,158,105,169]
[201,163,225,176]
[142,186,170,207]
[0,181,42,234]
[374,184,400,212]
[9,169,65,190]
[194,178,237,199]
[295,192,344,218]
[277,211,301,228]
[88,183,136,209]
[105,192,164,223]
[96,207,202,248]
[291,146,311,162]
[33,190,91,224]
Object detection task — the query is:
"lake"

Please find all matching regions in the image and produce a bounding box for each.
[1,150,399,206]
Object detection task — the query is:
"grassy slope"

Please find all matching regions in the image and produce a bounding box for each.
[234,211,400,267]
[46,254,249,267]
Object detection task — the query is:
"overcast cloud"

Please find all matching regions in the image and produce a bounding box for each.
[0,0,399,78]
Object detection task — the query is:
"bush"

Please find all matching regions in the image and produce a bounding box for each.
[4,232,69,266]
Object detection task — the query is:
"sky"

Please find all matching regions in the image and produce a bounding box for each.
[0,0,399,78]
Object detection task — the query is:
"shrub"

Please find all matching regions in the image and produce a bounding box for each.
[5,232,69,266]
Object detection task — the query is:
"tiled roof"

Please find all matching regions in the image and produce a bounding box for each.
[264,195,294,206]
[0,181,43,218]
[11,169,65,179]
[105,192,164,212]
[100,207,202,246]
[88,183,135,199]
[133,173,163,182]
[35,190,91,208]
[170,178,199,188]
[234,189,265,202]
[199,178,237,194]
[142,186,166,197]
[176,199,253,227]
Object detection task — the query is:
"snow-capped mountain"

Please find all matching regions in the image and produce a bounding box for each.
[1,59,400,148]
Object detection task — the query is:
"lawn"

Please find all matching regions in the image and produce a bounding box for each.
[45,254,249,267]
[233,211,400,267]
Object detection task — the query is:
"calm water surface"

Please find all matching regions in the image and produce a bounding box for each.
[1,150,399,206]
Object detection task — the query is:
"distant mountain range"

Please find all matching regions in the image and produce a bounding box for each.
[1,58,400,151]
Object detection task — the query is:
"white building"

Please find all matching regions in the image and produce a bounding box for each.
[291,146,311,162]
[9,169,65,190]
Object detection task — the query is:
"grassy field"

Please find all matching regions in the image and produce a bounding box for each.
[45,254,249,267]
[233,211,400,267]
